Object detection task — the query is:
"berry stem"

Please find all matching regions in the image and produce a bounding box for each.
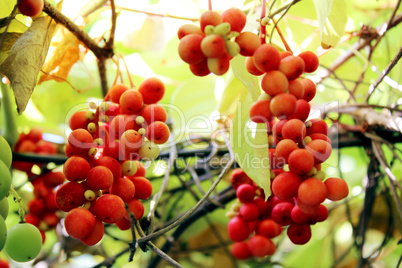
[120,54,135,88]
[271,18,292,53]
[125,204,137,262]
[260,0,267,44]
[208,0,212,11]
[9,186,26,223]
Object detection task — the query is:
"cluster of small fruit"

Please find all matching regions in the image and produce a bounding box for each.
[11,127,63,242]
[55,78,169,245]
[24,170,65,243]
[227,167,349,260]
[177,8,248,76]
[12,127,58,174]
[0,136,43,263]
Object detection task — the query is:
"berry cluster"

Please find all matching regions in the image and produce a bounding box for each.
[178,8,247,76]
[25,170,65,243]
[11,127,62,242]
[226,44,349,259]
[13,127,58,174]
[56,78,169,245]
[227,168,349,259]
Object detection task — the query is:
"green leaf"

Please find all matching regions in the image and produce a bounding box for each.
[230,55,260,101]
[312,0,348,48]
[0,16,57,114]
[254,123,271,197]
[218,68,248,116]
[230,92,271,198]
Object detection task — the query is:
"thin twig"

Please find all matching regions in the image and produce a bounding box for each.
[365,45,402,103]
[269,0,299,44]
[372,140,402,222]
[135,221,183,268]
[147,134,178,233]
[137,140,235,244]
[116,6,199,21]
[107,0,117,49]
[126,204,137,262]
[42,1,111,59]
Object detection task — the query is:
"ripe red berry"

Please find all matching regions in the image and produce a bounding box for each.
[109,83,129,103]
[138,77,165,104]
[56,182,86,212]
[178,34,206,64]
[253,44,280,72]
[125,198,145,220]
[235,32,261,56]
[288,149,314,175]
[221,8,247,32]
[18,0,44,17]
[298,51,319,73]
[199,10,222,32]
[278,55,305,80]
[145,121,170,144]
[63,156,90,182]
[298,178,327,206]
[231,242,252,259]
[86,166,114,190]
[271,202,294,226]
[177,24,204,39]
[248,235,276,257]
[272,172,302,200]
[261,70,289,96]
[228,216,250,242]
[287,224,312,245]
[249,99,273,123]
[80,219,104,246]
[64,207,96,239]
[324,177,349,201]
[236,184,255,203]
[239,202,260,222]
[129,176,152,200]
[120,89,144,114]
[139,104,167,124]
[94,194,126,224]
[257,219,283,238]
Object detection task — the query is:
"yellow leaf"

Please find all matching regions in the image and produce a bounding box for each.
[38,27,81,84]
[218,68,248,116]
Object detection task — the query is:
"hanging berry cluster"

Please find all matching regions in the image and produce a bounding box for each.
[226,45,349,259]
[55,78,170,245]
[177,8,248,76]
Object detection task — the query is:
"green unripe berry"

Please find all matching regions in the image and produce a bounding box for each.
[121,160,138,177]
[204,25,215,35]
[214,22,231,36]
[313,170,326,181]
[86,111,95,120]
[139,141,160,161]
[226,41,240,57]
[87,122,96,133]
[84,190,96,201]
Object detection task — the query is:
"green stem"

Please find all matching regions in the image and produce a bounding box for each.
[0,81,19,148]
[9,186,26,223]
